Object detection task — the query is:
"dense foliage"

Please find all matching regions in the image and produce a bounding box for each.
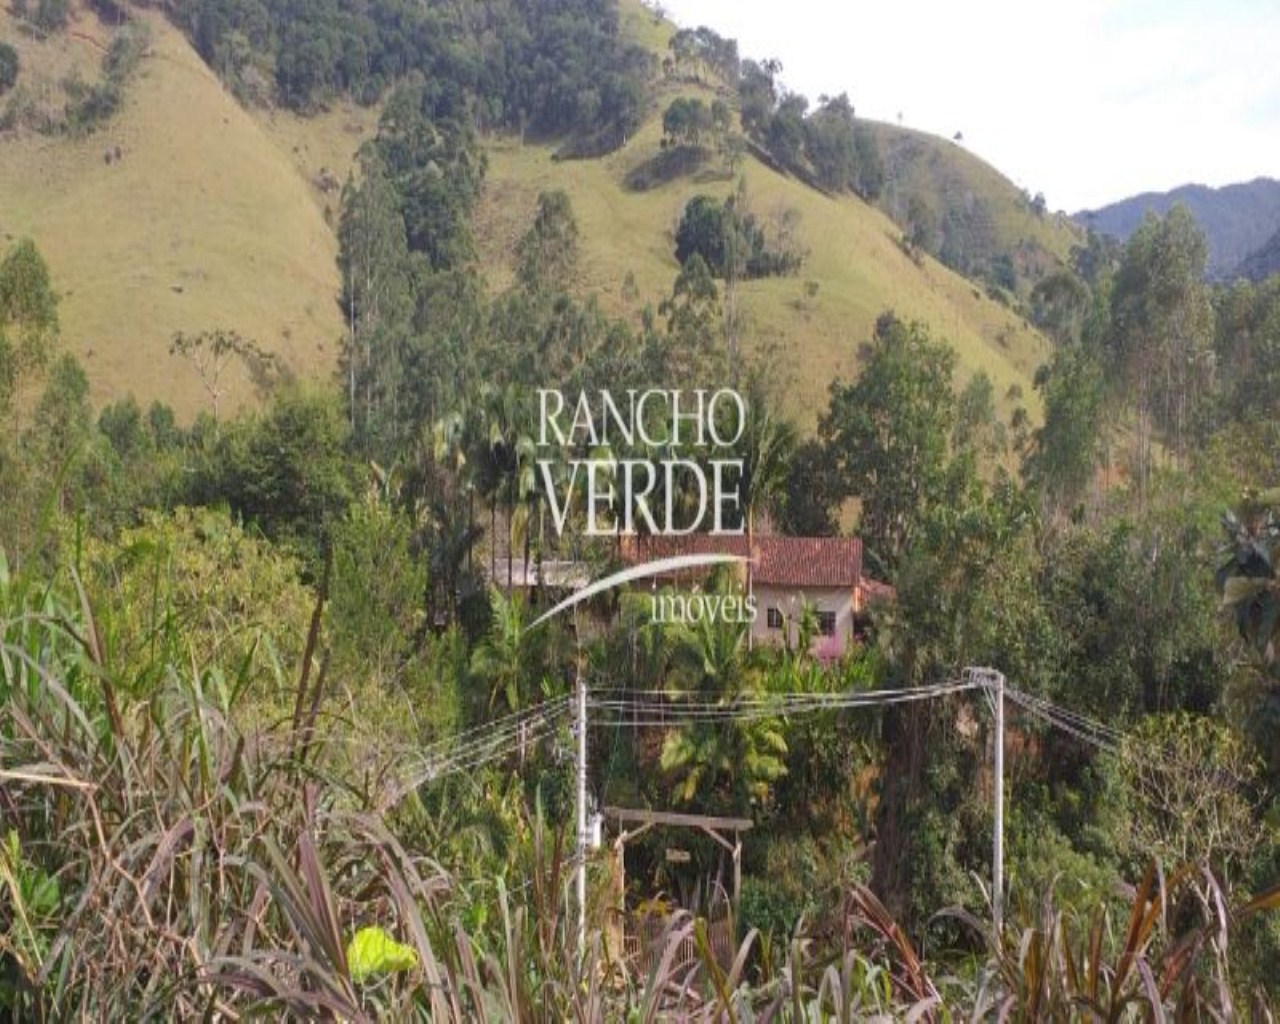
[674,192,805,281]
[172,0,653,146]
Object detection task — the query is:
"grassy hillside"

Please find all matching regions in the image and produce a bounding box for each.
[477,97,1049,428]
[2,0,1052,430]
[0,4,349,417]
[866,121,1081,287]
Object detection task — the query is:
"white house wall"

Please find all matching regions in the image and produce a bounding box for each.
[751,584,857,652]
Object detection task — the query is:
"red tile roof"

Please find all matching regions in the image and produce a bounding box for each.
[624,534,867,590]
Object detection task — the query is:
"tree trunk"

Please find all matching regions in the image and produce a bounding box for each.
[869,701,931,923]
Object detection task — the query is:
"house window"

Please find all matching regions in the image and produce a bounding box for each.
[766,607,783,630]
[816,611,837,637]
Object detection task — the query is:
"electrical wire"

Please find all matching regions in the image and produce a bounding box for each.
[388,699,574,799]
[587,679,983,727]
[385,674,1136,804]
[1002,687,1123,753]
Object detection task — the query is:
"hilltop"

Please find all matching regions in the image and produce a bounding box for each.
[0,0,1065,426]
[866,121,1079,288]
[475,108,1053,428]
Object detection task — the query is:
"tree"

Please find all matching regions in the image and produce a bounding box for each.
[329,499,429,691]
[201,386,355,556]
[30,0,69,32]
[515,190,579,295]
[779,438,839,536]
[661,96,711,148]
[0,238,59,396]
[1217,487,1280,773]
[657,254,723,388]
[337,153,414,454]
[660,609,786,812]
[819,314,956,574]
[674,195,728,272]
[738,59,777,137]
[804,93,857,192]
[852,125,885,200]
[732,396,796,611]
[485,384,535,593]
[29,353,92,478]
[952,370,1005,465]
[870,480,1049,925]
[1024,345,1105,509]
[1215,277,1280,425]
[98,396,153,464]
[470,589,568,723]
[1118,714,1264,888]
[766,93,807,169]
[904,192,938,255]
[1030,269,1089,346]
[373,83,484,273]
[169,329,283,431]
[1106,205,1214,469]
[0,43,18,95]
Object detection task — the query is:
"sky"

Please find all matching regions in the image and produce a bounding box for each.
[657,0,1280,212]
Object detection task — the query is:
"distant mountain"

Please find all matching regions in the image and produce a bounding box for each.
[1235,227,1280,282]
[1075,178,1280,280]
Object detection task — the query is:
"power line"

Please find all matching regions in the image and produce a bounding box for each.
[384,675,1137,804]
[388,699,574,799]
[1002,687,1122,753]
[587,679,982,727]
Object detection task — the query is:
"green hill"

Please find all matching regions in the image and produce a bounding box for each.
[866,120,1082,290]
[1,0,1054,427]
[0,3,356,417]
[477,118,1050,428]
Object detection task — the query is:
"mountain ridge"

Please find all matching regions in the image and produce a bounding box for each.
[1075,177,1280,280]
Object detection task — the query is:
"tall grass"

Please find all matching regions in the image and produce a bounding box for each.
[1,557,1276,1020]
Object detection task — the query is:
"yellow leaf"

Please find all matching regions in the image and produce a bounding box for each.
[346,926,418,983]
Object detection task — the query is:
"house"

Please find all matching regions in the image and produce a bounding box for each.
[622,534,892,654]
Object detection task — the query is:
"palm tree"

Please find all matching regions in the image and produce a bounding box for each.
[470,589,531,716]
[471,589,571,762]
[486,385,536,593]
[659,590,786,812]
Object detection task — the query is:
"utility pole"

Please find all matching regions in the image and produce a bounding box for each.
[966,666,1005,938]
[993,665,1003,942]
[575,658,587,956]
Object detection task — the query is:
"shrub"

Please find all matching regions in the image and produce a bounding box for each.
[31,0,69,32]
[0,43,18,96]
